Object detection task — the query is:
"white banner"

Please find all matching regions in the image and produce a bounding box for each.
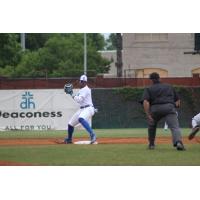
[0,89,80,131]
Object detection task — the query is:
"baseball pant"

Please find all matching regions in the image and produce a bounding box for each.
[148,103,182,146]
[68,106,95,127]
[192,113,200,128]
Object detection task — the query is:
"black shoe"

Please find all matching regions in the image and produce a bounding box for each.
[176,141,186,151]
[64,138,72,144]
[148,144,155,150]
[188,126,199,140]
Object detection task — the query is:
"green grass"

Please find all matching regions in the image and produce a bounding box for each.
[0,128,199,166]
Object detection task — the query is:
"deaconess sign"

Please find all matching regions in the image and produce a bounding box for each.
[0,89,79,131]
[1,91,62,119]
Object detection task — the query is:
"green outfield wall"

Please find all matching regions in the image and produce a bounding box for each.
[92,87,200,128]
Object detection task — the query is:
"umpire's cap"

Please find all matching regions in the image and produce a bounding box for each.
[149,72,160,80]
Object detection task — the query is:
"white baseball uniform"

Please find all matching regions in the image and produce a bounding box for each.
[68,85,95,127]
[192,113,200,128]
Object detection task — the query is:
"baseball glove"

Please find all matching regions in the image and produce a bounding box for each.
[64,83,73,95]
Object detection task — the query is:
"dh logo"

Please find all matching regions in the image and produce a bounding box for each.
[20,91,35,109]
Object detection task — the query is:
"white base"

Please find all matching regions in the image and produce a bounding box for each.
[74,140,98,145]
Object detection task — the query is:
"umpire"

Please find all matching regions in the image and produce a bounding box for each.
[141,72,185,151]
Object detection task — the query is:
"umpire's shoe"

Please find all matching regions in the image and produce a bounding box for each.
[176,141,186,151]
[188,126,199,140]
[148,144,155,150]
[64,138,73,144]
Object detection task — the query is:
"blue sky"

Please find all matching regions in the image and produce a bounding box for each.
[103,33,110,39]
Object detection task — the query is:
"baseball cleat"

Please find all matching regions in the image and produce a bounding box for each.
[188,126,199,140]
[90,134,97,144]
[176,141,186,151]
[148,144,155,150]
[64,138,73,144]
[90,139,98,144]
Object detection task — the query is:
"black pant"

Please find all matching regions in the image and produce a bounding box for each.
[148,103,182,146]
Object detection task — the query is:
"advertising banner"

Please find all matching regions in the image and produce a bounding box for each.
[0,89,80,131]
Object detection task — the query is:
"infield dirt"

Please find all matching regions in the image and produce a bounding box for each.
[0,136,199,145]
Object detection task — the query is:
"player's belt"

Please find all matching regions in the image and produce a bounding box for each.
[80,105,93,109]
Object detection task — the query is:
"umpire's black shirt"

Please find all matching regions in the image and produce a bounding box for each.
[142,82,179,106]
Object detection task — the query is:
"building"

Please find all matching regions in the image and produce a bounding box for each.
[122,33,200,78]
[99,50,117,77]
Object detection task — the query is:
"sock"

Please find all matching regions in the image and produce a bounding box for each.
[78,117,95,138]
[67,124,74,140]
[148,128,156,146]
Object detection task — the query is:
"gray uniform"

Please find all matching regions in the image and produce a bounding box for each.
[142,82,182,146]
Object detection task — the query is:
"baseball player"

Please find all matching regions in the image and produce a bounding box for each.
[188,113,200,140]
[63,74,97,144]
[141,72,185,150]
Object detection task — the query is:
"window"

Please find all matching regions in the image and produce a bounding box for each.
[135,33,168,42]
[195,33,200,51]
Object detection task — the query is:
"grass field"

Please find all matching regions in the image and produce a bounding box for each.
[0,128,200,166]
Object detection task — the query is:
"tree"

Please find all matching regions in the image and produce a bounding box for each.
[25,33,52,51]
[5,33,111,78]
[115,33,123,77]
[105,33,117,50]
[87,33,106,50]
[0,33,22,68]
[104,33,123,77]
